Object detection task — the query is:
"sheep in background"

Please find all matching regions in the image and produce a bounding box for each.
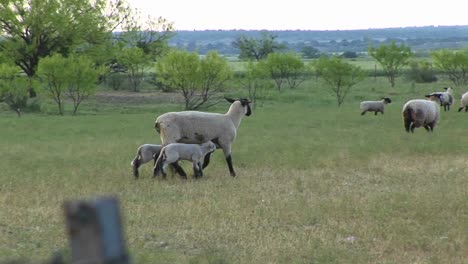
[154,97,252,177]
[154,141,217,179]
[360,97,392,115]
[402,93,443,133]
[458,91,468,112]
[130,144,185,179]
[439,87,454,112]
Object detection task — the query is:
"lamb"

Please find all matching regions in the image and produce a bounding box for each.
[438,87,454,112]
[457,91,468,112]
[130,144,185,179]
[154,97,252,177]
[153,141,217,179]
[360,97,392,115]
[402,93,443,133]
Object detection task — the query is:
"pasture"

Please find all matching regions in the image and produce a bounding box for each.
[0,77,467,263]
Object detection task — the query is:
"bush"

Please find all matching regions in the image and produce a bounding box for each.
[406,61,438,83]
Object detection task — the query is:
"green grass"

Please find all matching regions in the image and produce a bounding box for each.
[0,77,467,263]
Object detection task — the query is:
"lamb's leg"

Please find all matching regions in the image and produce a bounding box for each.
[132,158,140,179]
[192,161,200,178]
[197,161,203,178]
[361,111,366,115]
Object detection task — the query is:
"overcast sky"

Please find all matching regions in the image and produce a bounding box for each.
[128,0,468,31]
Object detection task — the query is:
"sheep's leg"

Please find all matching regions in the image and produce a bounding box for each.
[404,119,412,133]
[192,161,200,178]
[197,161,203,178]
[202,152,212,169]
[374,111,378,115]
[132,158,140,179]
[361,111,366,115]
[410,123,416,133]
[172,162,187,179]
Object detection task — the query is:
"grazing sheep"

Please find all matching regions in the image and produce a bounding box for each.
[402,93,443,133]
[439,87,454,112]
[130,144,185,179]
[154,141,217,179]
[457,91,468,112]
[360,97,392,115]
[154,97,252,177]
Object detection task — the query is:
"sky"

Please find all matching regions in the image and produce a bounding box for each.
[128,0,468,31]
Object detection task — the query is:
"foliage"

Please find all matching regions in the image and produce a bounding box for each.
[0,0,121,96]
[258,52,307,91]
[37,54,100,115]
[368,41,413,87]
[312,56,366,106]
[342,51,358,59]
[156,50,232,110]
[236,61,272,106]
[431,49,468,87]
[232,31,285,61]
[406,61,437,83]
[117,47,151,92]
[301,46,321,59]
[0,64,29,116]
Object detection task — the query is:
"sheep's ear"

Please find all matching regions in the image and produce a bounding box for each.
[224,97,235,103]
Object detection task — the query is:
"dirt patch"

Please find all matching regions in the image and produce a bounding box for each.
[95,91,184,105]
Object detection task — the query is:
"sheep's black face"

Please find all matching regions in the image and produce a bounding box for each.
[383,97,392,104]
[240,98,252,116]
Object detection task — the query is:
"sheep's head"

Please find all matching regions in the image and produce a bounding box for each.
[225,97,252,116]
[425,93,443,102]
[382,97,392,104]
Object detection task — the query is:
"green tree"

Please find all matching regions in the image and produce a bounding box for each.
[258,52,307,91]
[301,46,320,59]
[65,55,102,115]
[118,47,150,92]
[232,31,285,61]
[313,56,366,107]
[156,50,232,110]
[368,41,412,87]
[37,53,100,115]
[431,49,468,87]
[237,61,271,107]
[0,0,130,97]
[0,64,29,116]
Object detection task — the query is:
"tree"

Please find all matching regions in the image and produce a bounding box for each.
[65,55,102,115]
[313,56,366,107]
[237,61,271,107]
[0,0,132,97]
[368,41,412,87]
[258,52,307,91]
[37,53,101,115]
[301,46,321,59]
[431,49,468,87]
[156,50,232,110]
[0,64,29,116]
[118,47,150,92]
[232,31,285,61]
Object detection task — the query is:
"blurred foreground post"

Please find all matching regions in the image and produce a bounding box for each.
[64,196,129,264]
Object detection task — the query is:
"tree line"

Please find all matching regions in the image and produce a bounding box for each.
[2,0,468,115]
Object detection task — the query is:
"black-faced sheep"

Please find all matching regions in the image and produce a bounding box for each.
[130,144,185,179]
[154,97,252,177]
[402,93,443,133]
[457,91,468,112]
[153,141,217,179]
[360,97,392,115]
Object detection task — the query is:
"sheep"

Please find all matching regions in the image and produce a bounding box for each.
[457,91,468,112]
[438,87,454,112]
[153,141,217,179]
[360,97,392,115]
[402,93,443,133]
[130,144,185,179]
[154,97,252,177]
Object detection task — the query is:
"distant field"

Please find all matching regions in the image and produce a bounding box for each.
[0,77,467,263]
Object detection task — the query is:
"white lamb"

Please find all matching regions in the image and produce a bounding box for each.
[402,93,443,133]
[457,91,468,112]
[130,144,184,179]
[154,97,252,177]
[438,87,454,112]
[153,141,217,179]
[360,97,392,115]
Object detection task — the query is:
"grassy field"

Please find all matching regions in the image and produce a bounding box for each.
[0,77,467,263]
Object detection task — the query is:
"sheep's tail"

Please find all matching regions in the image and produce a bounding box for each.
[403,107,414,132]
[155,121,161,134]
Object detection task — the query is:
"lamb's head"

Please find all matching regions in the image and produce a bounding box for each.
[425,93,443,103]
[202,141,217,153]
[382,97,392,104]
[225,97,252,116]
[444,87,453,94]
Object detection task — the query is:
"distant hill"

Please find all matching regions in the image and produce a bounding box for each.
[168,25,468,55]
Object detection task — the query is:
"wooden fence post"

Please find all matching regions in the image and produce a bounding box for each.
[63,196,129,264]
